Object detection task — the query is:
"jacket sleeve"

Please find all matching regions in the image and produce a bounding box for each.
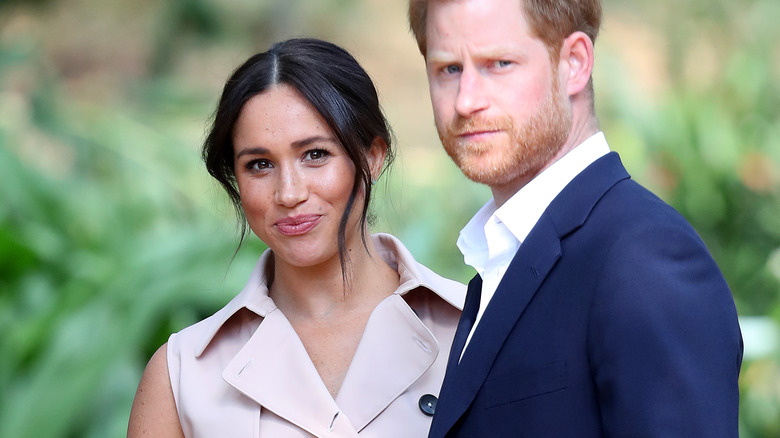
[588,219,743,437]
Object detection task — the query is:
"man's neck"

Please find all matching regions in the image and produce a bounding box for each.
[491,116,598,207]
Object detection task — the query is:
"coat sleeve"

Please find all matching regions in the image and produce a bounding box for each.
[588,219,743,437]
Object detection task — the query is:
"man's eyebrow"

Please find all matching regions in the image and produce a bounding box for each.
[426,50,459,65]
[427,46,523,65]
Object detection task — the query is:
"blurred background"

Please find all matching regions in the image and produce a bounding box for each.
[0,0,778,436]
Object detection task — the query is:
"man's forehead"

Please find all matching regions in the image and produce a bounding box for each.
[426,0,524,16]
[424,0,533,62]
[425,0,528,36]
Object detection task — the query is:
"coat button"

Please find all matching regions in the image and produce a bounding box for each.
[419,394,437,416]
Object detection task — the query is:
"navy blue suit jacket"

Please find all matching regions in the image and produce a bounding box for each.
[429,152,743,437]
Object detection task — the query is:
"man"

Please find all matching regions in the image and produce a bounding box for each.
[408,0,743,436]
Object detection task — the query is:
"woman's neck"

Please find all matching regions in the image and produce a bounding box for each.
[268,233,400,324]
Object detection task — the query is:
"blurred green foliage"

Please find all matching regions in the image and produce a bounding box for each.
[0,0,778,436]
[0,39,265,438]
[594,2,780,435]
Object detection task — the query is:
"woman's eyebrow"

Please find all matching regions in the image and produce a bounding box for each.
[235,136,338,158]
[290,135,339,149]
[235,147,268,158]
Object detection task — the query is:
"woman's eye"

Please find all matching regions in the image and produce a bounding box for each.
[246,159,272,171]
[304,149,329,161]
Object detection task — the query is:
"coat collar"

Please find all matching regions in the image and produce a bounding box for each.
[430,152,631,438]
[220,308,359,436]
[221,293,441,434]
[374,233,465,310]
[192,233,465,434]
[194,233,464,357]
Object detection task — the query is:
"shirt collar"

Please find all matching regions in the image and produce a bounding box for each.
[457,131,610,271]
[194,233,465,356]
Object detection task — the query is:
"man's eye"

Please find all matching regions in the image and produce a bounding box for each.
[444,65,461,74]
[495,60,512,68]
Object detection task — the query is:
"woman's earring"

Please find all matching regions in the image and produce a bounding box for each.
[371,179,376,185]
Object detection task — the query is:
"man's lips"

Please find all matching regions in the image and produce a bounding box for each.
[275,214,322,236]
[457,129,501,140]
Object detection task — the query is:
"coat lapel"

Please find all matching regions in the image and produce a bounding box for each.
[222,309,360,437]
[429,152,631,438]
[336,294,439,431]
[221,294,442,437]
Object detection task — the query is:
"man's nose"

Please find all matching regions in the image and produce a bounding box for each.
[455,66,489,117]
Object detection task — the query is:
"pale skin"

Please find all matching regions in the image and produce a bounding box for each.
[425,0,598,206]
[128,84,399,436]
[128,344,184,437]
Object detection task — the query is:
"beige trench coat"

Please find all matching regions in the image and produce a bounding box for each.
[167,233,465,437]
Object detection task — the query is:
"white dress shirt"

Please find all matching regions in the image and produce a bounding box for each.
[458,132,611,356]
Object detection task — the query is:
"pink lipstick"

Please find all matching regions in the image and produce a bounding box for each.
[275,214,322,236]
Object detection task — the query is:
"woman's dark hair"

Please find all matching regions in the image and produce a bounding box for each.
[202,38,394,280]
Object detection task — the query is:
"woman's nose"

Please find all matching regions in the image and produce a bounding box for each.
[274,166,308,207]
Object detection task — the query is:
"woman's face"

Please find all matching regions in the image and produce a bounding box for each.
[232,84,373,269]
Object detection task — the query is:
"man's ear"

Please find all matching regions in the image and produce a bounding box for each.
[559,31,594,96]
[367,137,388,182]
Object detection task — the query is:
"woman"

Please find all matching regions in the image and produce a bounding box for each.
[128,38,464,437]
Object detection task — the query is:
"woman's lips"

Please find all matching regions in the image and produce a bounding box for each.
[275,214,322,236]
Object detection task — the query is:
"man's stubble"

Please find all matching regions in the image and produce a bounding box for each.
[438,72,573,188]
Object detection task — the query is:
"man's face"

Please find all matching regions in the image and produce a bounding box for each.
[425,0,572,199]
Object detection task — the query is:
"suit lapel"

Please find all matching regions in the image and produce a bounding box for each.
[446,275,482,373]
[430,215,562,437]
[429,152,631,438]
